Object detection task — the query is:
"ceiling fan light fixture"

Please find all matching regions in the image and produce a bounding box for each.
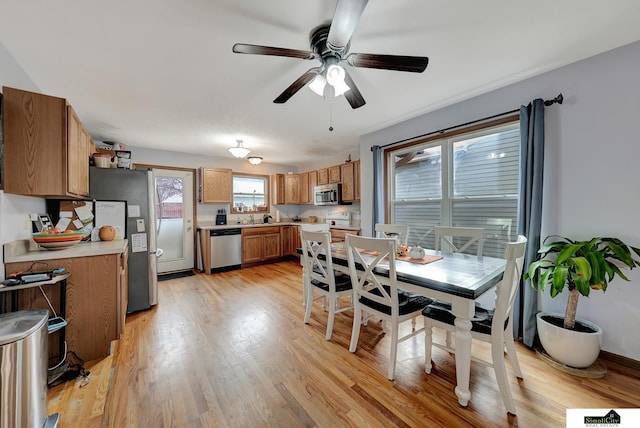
[332,79,351,97]
[308,74,327,96]
[228,139,251,158]
[326,64,346,86]
[247,156,263,165]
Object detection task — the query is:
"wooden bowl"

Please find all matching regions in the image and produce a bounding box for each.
[32,231,84,250]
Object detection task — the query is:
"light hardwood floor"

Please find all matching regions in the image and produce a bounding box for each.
[47,260,640,427]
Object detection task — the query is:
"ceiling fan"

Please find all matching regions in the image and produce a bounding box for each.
[232,0,429,109]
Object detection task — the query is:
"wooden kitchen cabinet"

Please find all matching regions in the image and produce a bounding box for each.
[201,167,232,203]
[317,168,329,185]
[242,226,281,265]
[354,160,361,201]
[341,162,355,202]
[330,228,360,243]
[299,173,310,204]
[2,86,91,198]
[328,165,341,183]
[5,251,127,362]
[308,171,318,203]
[271,174,286,205]
[284,173,301,204]
[281,225,301,257]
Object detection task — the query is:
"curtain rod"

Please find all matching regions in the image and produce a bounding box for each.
[373,93,564,151]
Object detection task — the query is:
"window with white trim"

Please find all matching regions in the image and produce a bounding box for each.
[389,122,519,258]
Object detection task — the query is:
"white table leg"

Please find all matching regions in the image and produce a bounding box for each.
[451,298,475,407]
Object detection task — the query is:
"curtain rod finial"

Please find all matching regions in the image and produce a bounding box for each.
[544,93,563,106]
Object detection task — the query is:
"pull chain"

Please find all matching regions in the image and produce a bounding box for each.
[328,88,334,132]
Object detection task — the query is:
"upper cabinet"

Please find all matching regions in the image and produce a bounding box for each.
[2,86,92,198]
[317,168,329,185]
[340,162,355,202]
[284,173,300,204]
[328,165,341,184]
[201,167,232,203]
[354,160,360,201]
[272,173,302,205]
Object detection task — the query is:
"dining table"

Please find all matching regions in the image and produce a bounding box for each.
[300,242,507,407]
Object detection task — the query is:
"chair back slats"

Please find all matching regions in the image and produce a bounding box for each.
[375,224,409,245]
[300,230,334,289]
[346,235,399,312]
[492,235,527,332]
[434,226,485,256]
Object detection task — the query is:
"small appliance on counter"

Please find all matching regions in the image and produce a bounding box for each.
[325,211,352,227]
[216,209,227,225]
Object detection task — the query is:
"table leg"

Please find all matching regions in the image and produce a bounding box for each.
[451,298,475,407]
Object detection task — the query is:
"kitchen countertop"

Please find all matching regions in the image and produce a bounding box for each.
[197,221,361,231]
[4,239,129,264]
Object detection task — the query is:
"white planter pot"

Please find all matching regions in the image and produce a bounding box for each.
[536,312,603,368]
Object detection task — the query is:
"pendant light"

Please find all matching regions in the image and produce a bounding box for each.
[228,140,251,158]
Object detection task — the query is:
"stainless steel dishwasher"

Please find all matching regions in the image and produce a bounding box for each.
[210,228,242,272]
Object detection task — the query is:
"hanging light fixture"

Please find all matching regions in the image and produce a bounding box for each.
[247,156,263,165]
[228,139,250,158]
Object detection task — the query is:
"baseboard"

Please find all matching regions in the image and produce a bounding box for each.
[600,350,640,371]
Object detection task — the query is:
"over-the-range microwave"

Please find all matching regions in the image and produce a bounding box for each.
[314,183,350,206]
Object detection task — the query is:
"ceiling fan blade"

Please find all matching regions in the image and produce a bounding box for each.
[274,68,320,104]
[346,53,429,73]
[327,0,369,52]
[343,70,366,109]
[232,43,317,60]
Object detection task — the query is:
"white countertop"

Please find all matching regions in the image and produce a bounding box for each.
[4,239,128,264]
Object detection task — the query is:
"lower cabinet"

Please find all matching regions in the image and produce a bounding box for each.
[5,252,127,362]
[330,228,360,243]
[242,226,281,265]
[281,225,300,257]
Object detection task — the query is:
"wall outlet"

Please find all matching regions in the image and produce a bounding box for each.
[24,215,32,230]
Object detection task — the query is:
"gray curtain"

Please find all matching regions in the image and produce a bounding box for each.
[514,98,545,347]
[372,145,384,236]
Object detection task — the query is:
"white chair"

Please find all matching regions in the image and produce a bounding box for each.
[375,223,409,245]
[346,235,432,380]
[300,223,331,232]
[422,235,527,414]
[434,226,485,256]
[300,230,352,340]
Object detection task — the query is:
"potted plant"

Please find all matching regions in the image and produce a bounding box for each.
[525,236,640,367]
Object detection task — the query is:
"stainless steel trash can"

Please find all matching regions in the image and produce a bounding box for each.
[0,309,58,428]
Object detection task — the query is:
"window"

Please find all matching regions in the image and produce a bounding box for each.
[389,121,519,258]
[231,174,269,214]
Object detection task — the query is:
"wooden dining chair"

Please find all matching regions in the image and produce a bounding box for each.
[300,230,353,340]
[375,223,409,245]
[346,235,432,380]
[434,226,485,256]
[422,235,527,414]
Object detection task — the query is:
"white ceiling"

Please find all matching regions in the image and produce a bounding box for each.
[2,1,640,165]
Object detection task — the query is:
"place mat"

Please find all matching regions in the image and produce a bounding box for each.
[396,254,443,265]
[355,249,443,265]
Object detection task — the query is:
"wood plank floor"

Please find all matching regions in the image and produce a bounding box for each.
[47,260,640,427]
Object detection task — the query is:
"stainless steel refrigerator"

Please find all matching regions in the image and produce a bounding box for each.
[89,166,159,312]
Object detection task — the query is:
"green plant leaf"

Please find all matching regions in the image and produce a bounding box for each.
[556,243,584,265]
[551,266,568,297]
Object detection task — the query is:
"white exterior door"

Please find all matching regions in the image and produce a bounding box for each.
[154,168,195,273]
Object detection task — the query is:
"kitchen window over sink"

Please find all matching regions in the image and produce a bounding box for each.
[388,121,520,258]
[231,173,270,214]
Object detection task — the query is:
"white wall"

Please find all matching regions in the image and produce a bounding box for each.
[0,43,47,279]
[359,41,640,360]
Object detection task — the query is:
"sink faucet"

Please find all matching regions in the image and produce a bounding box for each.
[249,214,254,224]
